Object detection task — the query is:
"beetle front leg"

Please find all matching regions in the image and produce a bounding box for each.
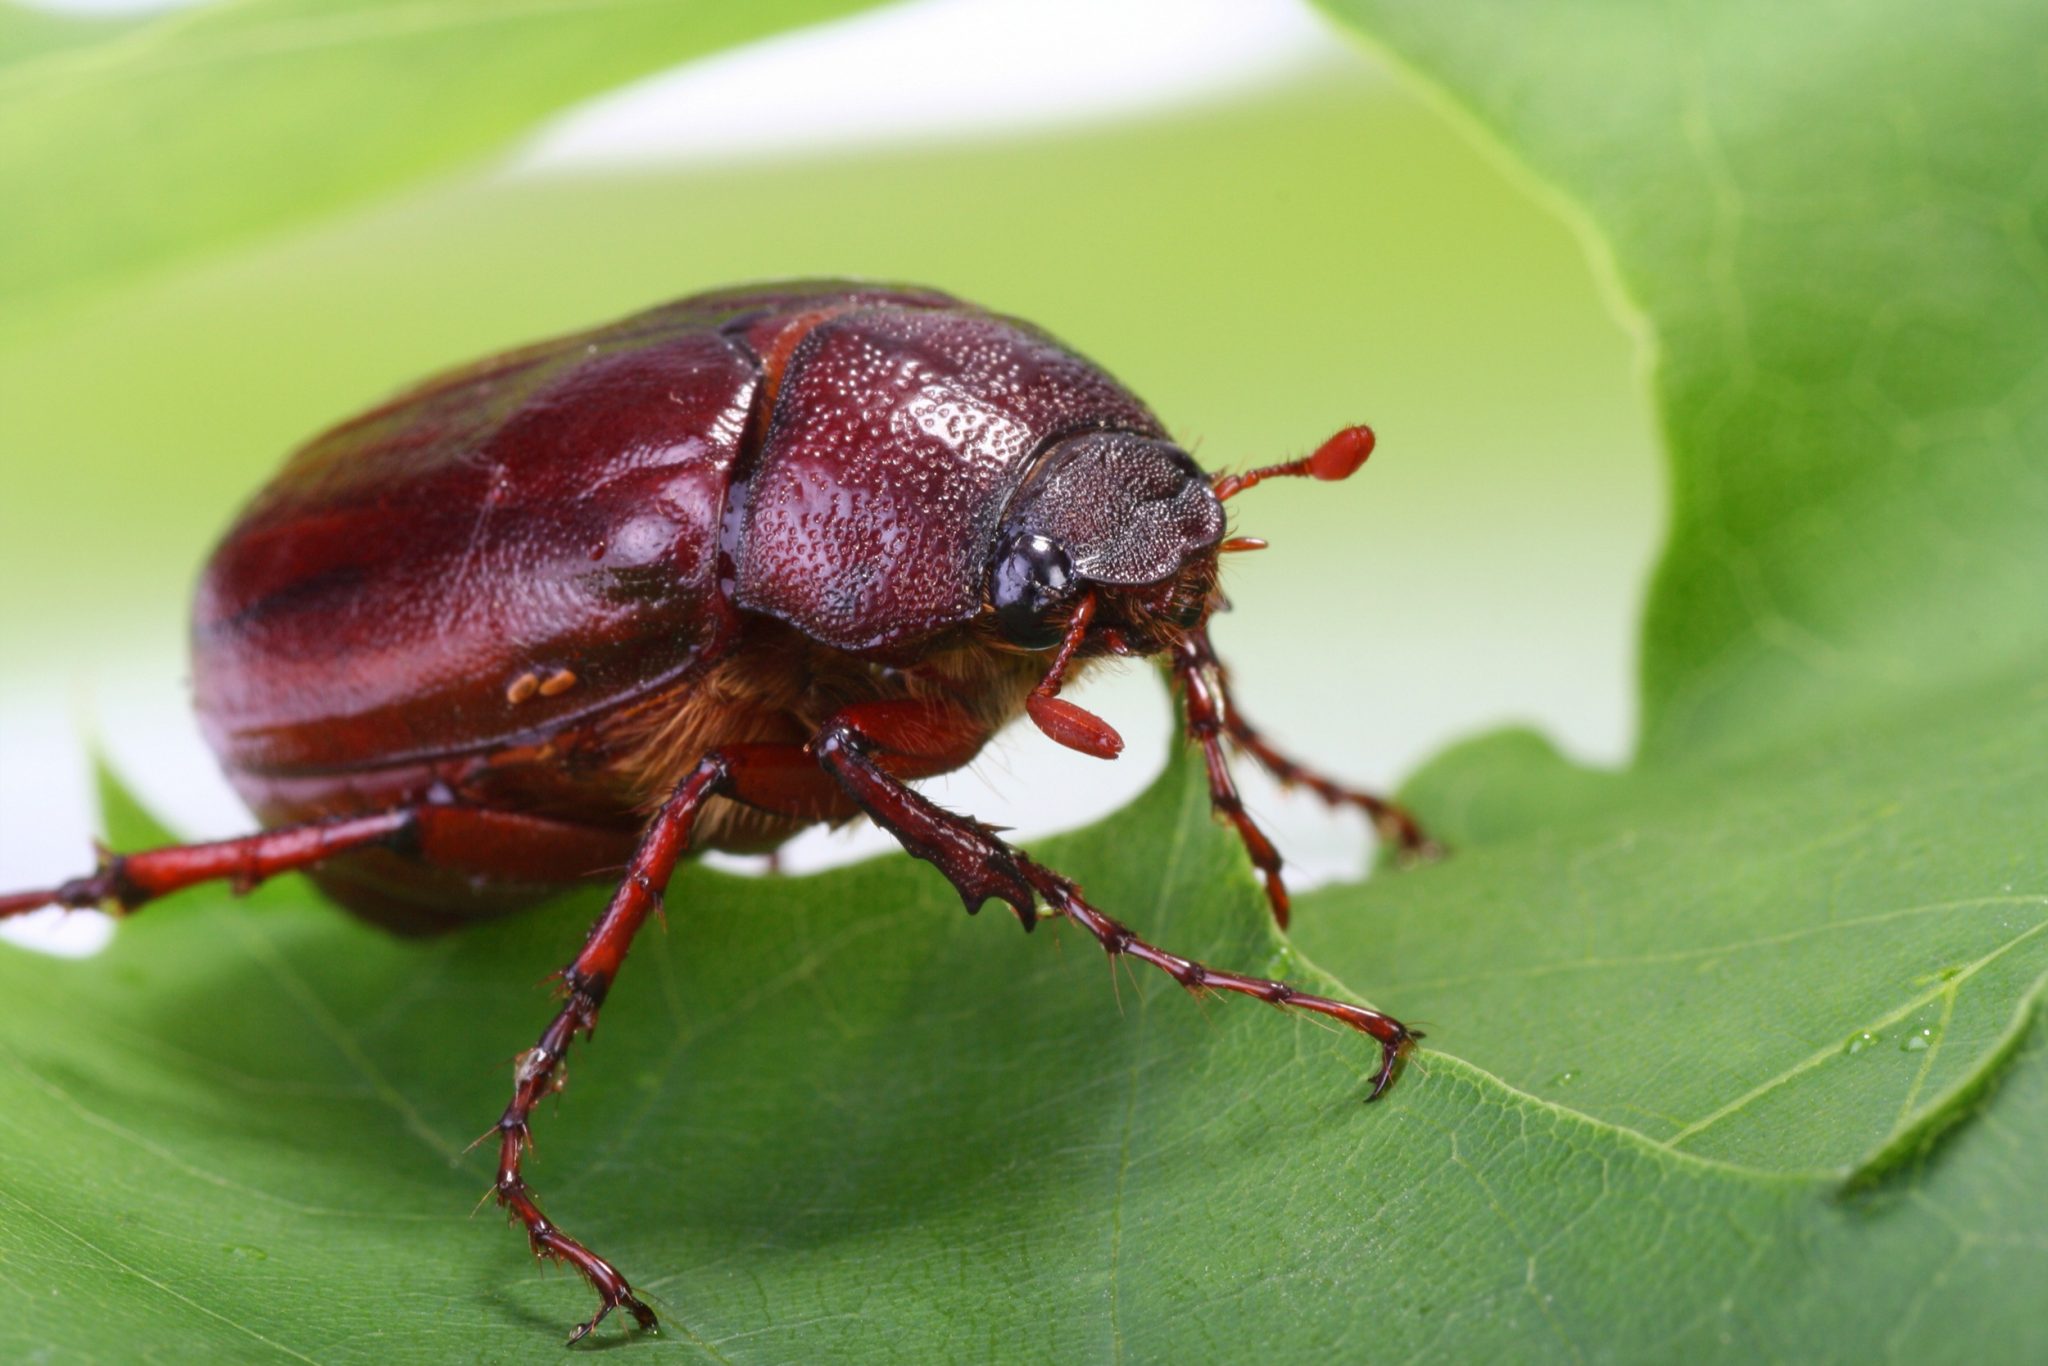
[811,713,1418,1099]
[1172,636,1297,928]
[1224,707,1441,861]
[1183,630,1441,885]
[806,700,1031,925]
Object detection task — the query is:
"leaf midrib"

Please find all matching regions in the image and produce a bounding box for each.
[1290,889,2048,1188]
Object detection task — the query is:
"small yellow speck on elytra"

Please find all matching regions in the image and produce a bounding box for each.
[506,673,540,705]
[539,668,579,697]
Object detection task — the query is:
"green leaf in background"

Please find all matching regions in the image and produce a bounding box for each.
[1320,0,2048,766]
[0,3,147,68]
[0,0,884,339]
[1302,0,2048,1165]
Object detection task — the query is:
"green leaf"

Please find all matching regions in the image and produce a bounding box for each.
[1304,679,2048,1178]
[3,755,2045,1361]
[0,0,884,340]
[0,5,148,69]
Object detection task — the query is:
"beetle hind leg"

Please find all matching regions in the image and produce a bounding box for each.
[811,706,1418,1100]
[0,809,422,920]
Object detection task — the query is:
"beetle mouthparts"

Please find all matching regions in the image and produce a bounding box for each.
[1025,594,1125,760]
[1028,693,1124,760]
[1213,424,1376,502]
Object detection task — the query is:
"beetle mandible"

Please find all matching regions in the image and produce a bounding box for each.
[0,281,1435,1343]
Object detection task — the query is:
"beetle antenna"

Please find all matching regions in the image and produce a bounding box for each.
[1212,424,1374,502]
[1026,594,1124,760]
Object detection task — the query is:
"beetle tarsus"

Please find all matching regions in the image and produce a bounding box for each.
[566,1289,660,1347]
[0,856,141,918]
[0,886,63,918]
[494,1152,658,1345]
[1230,700,1443,863]
[1026,864,1416,1102]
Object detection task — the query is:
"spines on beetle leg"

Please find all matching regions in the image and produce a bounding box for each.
[813,708,1418,1100]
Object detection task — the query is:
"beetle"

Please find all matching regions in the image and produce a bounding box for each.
[0,281,1434,1343]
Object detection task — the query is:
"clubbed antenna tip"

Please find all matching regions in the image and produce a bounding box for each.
[1213,424,1376,502]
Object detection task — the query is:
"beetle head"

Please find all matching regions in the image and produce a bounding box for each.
[987,431,1225,653]
[991,424,1378,763]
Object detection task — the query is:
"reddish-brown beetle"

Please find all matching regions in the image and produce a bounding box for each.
[0,281,1432,1343]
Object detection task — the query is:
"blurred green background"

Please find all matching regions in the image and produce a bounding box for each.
[0,9,1654,902]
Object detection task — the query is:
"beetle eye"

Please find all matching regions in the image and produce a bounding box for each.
[991,533,1075,650]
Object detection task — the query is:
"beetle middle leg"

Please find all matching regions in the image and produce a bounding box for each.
[486,751,729,1342]
[483,740,852,1343]
[811,704,1417,1098]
